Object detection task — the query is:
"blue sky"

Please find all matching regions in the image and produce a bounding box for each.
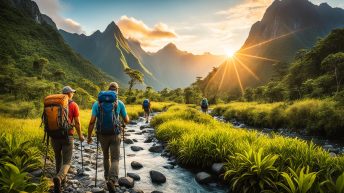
[34,0,344,55]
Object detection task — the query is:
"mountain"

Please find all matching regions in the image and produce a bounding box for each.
[59,22,162,89]
[128,40,225,89]
[200,0,344,96]
[0,0,111,114]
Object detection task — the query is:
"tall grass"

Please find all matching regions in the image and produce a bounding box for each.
[211,99,344,138]
[152,105,344,192]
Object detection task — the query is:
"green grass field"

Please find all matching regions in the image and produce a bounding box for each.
[152,105,344,193]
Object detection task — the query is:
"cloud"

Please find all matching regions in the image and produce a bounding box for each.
[117,15,177,51]
[33,0,84,34]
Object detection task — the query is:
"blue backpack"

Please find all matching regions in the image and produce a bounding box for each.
[201,98,208,108]
[143,99,150,109]
[96,91,121,135]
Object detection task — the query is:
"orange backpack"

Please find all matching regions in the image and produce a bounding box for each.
[42,94,70,138]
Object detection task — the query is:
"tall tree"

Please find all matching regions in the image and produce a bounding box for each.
[124,68,144,95]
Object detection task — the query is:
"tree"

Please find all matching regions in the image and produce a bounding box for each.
[33,57,48,76]
[321,52,344,95]
[124,68,144,95]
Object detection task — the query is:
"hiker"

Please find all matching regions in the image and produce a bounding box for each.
[201,98,209,113]
[87,82,129,192]
[43,86,84,193]
[142,99,151,123]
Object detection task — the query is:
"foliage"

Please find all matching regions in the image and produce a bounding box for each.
[320,171,344,193]
[278,166,317,193]
[124,68,144,96]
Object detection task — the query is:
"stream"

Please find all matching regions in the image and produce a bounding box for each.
[62,113,227,193]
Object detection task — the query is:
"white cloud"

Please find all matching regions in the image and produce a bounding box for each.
[33,0,84,34]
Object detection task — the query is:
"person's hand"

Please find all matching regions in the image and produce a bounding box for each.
[79,134,85,142]
[87,136,93,144]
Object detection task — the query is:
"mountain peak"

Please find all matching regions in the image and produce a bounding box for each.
[104,21,119,33]
[163,43,178,50]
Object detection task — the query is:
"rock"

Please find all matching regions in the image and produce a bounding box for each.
[68,167,77,174]
[132,139,138,142]
[195,172,212,184]
[323,144,333,149]
[91,187,105,193]
[129,121,137,125]
[30,169,43,177]
[131,188,144,193]
[163,165,174,169]
[238,124,246,128]
[144,138,153,143]
[118,177,134,188]
[135,132,143,135]
[330,152,336,157]
[125,133,131,136]
[124,138,134,144]
[84,167,92,171]
[149,145,164,153]
[131,161,143,169]
[127,129,136,132]
[151,191,163,193]
[211,163,225,175]
[127,172,141,181]
[131,146,143,151]
[150,170,166,184]
[84,147,94,153]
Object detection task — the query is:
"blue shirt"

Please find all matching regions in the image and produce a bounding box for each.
[91,100,127,118]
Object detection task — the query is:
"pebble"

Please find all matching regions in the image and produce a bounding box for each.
[149,145,164,153]
[131,146,144,151]
[127,172,141,181]
[195,172,212,184]
[124,138,134,144]
[118,177,134,188]
[211,163,225,175]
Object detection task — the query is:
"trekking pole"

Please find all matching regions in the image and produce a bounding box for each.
[95,134,99,187]
[122,125,127,177]
[80,141,84,171]
[43,134,49,176]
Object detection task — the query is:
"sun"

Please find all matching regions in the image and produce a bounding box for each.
[225,48,236,58]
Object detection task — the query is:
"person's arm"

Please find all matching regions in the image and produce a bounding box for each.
[123,115,129,124]
[74,116,84,142]
[87,116,96,144]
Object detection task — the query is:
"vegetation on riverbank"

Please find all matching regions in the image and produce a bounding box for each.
[211,99,344,138]
[152,105,344,193]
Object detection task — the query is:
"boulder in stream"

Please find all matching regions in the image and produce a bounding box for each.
[131,161,143,169]
[127,172,141,181]
[118,177,134,188]
[124,138,134,144]
[195,172,212,184]
[91,187,105,193]
[150,170,166,184]
[131,146,143,151]
[149,145,164,153]
[211,163,225,175]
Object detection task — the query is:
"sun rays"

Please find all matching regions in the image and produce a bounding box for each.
[203,29,308,96]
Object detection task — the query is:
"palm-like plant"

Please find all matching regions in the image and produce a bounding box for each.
[320,171,344,193]
[224,148,279,193]
[0,162,37,193]
[278,166,317,193]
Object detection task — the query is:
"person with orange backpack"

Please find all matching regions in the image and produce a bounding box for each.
[87,82,129,192]
[42,86,84,193]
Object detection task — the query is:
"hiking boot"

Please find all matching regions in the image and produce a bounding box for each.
[53,177,61,193]
[106,180,115,193]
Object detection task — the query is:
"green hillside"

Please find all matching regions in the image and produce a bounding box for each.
[0,0,112,117]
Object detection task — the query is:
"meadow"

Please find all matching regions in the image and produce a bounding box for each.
[211,99,344,138]
[151,105,344,193]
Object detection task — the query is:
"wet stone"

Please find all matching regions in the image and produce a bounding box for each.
[144,137,153,143]
[129,121,137,125]
[131,161,143,169]
[149,145,164,153]
[150,170,166,184]
[151,191,163,193]
[30,169,43,177]
[127,172,141,181]
[119,177,134,188]
[131,188,144,193]
[211,163,225,175]
[131,146,143,151]
[132,139,138,142]
[195,172,212,184]
[127,129,136,132]
[135,132,143,135]
[124,138,134,144]
[91,187,105,193]
[125,133,131,136]
[163,165,174,169]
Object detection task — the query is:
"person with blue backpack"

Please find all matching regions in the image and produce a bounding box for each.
[142,99,151,123]
[201,98,209,114]
[87,82,129,192]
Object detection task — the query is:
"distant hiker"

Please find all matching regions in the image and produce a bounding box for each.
[201,98,209,113]
[42,86,84,193]
[87,82,129,192]
[142,98,151,123]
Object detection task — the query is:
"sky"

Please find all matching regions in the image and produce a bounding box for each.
[33,0,344,55]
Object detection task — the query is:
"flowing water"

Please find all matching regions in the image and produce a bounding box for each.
[67,114,227,193]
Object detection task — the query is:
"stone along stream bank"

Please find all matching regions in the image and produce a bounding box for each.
[58,114,227,193]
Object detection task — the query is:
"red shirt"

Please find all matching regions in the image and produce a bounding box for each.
[68,100,79,135]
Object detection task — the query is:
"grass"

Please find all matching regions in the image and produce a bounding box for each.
[211,99,344,138]
[152,105,344,192]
